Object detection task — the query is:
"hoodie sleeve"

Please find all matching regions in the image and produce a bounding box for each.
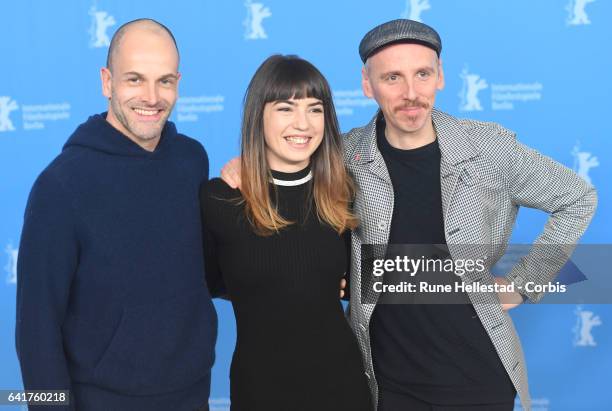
[200,181,227,299]
[16,170,78,403]
[201,144,210,182]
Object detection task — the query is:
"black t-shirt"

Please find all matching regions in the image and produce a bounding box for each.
[369,115,516,405]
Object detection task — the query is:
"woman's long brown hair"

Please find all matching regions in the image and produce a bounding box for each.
[239,55,357,236]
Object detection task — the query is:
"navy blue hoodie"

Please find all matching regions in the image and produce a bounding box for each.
[16,113,217,411]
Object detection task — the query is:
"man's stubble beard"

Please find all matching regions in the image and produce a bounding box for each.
[110,90,173,142]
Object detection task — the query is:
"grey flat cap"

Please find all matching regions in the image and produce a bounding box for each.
[359,19,442,62]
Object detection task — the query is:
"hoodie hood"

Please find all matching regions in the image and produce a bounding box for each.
[63,112,177,158]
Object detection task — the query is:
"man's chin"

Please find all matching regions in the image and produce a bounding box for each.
[129,123,165,140]
[135,131,164,142]
[395,117,425,132]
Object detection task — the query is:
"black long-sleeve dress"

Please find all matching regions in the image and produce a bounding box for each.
[200,167,372,411]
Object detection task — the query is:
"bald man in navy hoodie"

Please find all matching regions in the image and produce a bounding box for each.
[16,19,216,411]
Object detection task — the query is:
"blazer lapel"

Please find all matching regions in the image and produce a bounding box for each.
[346,112,394,246]
[440,158,461,221]
[433,109,479,221]
[349,111,392,186]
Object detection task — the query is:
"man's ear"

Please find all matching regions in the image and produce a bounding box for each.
[362,65,373,98]
[436,58,445,91]
[101,67,112,99]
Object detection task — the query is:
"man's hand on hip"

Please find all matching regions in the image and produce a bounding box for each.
[495,277,524,311]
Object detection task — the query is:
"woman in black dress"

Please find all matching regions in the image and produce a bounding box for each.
[201,55,372,411]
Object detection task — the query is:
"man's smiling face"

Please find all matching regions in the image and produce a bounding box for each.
[362,42,444,141]
[101,24,180,149]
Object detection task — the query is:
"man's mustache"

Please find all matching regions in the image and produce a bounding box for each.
[394,100,430,111]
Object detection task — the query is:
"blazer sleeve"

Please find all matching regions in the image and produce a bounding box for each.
[16,171,77,407]
[502,135,598,302]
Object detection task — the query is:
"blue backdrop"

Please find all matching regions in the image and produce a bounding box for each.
[1,1,610,410]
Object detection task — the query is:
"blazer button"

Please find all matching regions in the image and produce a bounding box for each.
[377,221,387,230]
[360,323,367,332]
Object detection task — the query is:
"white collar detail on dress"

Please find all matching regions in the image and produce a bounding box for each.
[271,171,313,186]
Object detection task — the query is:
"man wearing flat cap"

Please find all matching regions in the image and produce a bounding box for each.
[344,18,597,411]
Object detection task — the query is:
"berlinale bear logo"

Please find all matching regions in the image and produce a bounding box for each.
[401,0,431,22]
[0,97,19,132]
[573,306,602,347]
[566,0,596,26]
[571,142,599,186]
[458,67,488,112]
[4,243,18,285]
[88,5,116,48]
[244,0,272,40]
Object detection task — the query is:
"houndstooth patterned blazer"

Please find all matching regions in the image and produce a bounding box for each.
[343,108,597,411]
